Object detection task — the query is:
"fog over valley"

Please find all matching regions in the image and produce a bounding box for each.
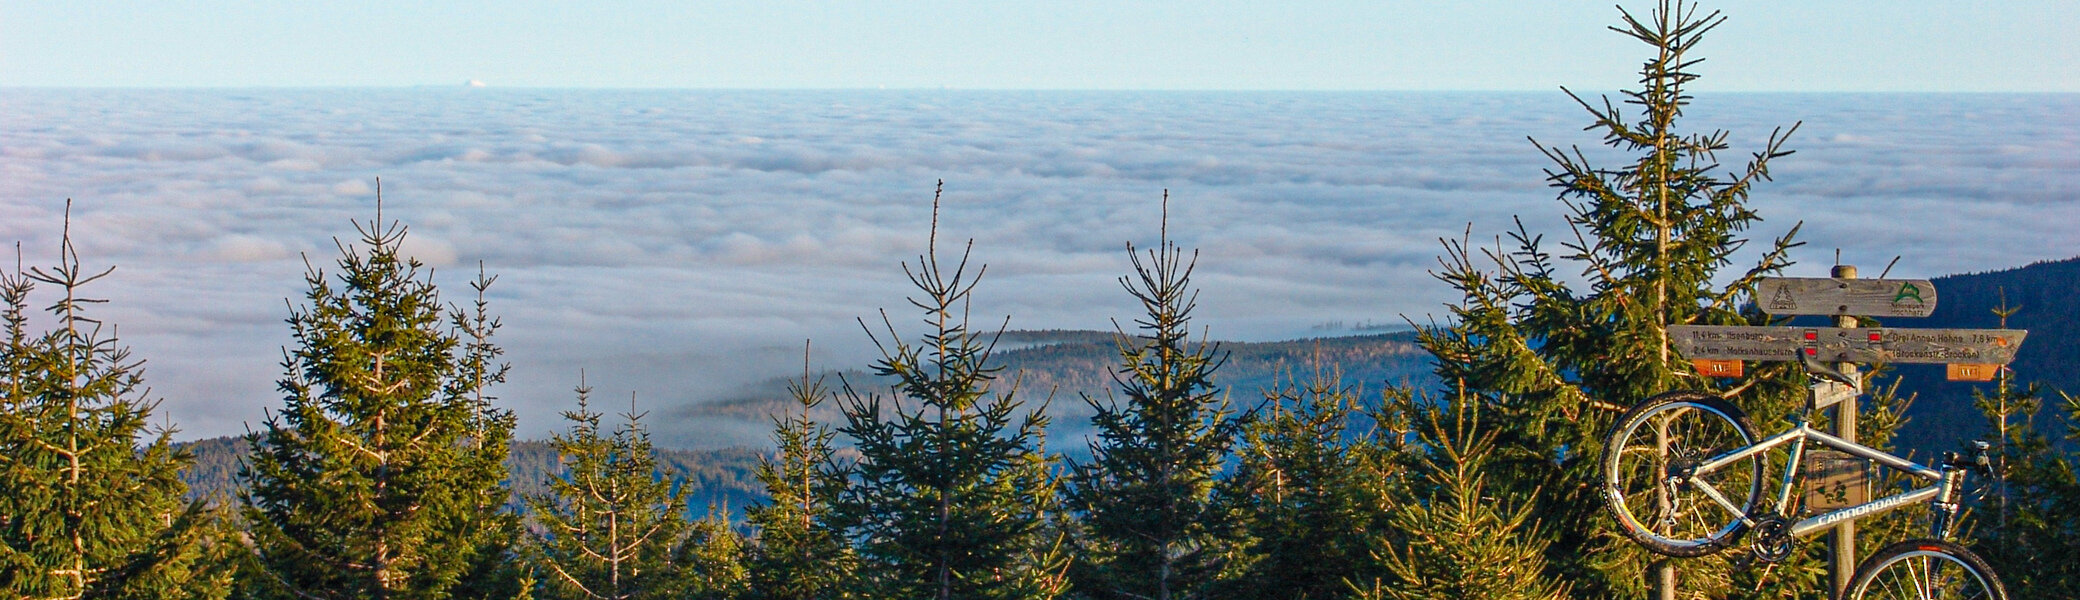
[2,89,2074,446]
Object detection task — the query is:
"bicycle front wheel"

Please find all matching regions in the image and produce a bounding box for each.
[1844,539,2007,600]
[1601,390,1764,557]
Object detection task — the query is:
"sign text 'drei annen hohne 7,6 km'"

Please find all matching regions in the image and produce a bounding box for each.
[1667,325,2026,365]
[1755,277,1937,318]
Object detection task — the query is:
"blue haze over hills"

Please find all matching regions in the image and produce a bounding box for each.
[0,89,2073,447]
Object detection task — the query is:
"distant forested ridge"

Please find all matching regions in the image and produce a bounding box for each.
[180,329,1431,509]
[1000,330,1433,401]
[689,329,1433,430]
[177,436,766,514]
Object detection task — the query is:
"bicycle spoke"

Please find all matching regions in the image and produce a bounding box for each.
[1601,393,1763,556]
[1856,547,1999,600]
[1911,556,1931,599]
[1686,477,1749,521]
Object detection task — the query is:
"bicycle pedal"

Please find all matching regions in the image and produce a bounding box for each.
[1731,552,1759,570]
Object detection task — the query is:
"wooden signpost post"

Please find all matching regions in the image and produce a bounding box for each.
[1825,266,1861,600]
[1664,266,2027,597]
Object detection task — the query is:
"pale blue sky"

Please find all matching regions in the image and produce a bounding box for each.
[3,1,2075,91]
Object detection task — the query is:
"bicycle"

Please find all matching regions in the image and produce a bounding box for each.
[1599,351,2007,600]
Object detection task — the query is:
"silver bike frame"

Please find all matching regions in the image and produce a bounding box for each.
[1684,420,1955,538]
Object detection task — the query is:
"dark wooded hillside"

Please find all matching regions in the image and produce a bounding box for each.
[1887,256,2080,455]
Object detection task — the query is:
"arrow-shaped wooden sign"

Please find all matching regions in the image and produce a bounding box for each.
[1755,277,1937,318]
[1668,325,2025,365]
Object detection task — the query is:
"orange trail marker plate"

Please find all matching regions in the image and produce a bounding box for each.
[1946,364,2000,382]
[1692,359,1743,378]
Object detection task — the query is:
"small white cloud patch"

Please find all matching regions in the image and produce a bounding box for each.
[332,179,372,196]
[202,234,293,263]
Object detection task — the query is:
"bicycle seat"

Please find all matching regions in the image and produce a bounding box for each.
[1798,350,1858,387]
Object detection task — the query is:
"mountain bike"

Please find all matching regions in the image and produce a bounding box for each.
[1599,352,2007,600]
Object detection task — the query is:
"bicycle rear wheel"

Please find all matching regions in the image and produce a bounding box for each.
[1600,390,1764,557]
[1844,539,2007,600]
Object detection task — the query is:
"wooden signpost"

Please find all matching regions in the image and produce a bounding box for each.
[1665,268,2031,597]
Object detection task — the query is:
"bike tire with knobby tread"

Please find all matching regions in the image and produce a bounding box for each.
[1842,538,2007,600]
[1600,390,1766,558]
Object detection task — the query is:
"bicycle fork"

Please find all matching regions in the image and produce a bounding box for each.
[1928,440,1991,540]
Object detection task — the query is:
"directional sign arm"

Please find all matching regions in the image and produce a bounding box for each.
[1668,325,2026,365]
[1755,277,1938,318]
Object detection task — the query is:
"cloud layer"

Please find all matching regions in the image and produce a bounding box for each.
[1,89,2073,446]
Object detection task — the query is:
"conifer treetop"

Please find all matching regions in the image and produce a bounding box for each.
[1409,3,1822,596]
[0,203,221,599]
[241,186,520,600]
[1065,190,1242,600]
[833,180,1066,600]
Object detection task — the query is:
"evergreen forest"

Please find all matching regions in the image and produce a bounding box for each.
[5,3,2078,599]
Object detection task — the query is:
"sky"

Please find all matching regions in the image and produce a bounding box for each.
[3,1,2077,92]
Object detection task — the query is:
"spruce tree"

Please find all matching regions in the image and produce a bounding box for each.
[1353,388,1567,600]
[745,347,855,600]
[1413,1,1828,596]
[526,378,691,600]
[2004,390,2080,596]
[1062,196,1244,600]
[0,216,230,599]
[240,202,520,600]
[1969,299,2080,598]
[832,182,1068,600]
[1976,387,2080,598]
[677,511,749,600]
[449,266,529,600]
[1216,375,1385,600]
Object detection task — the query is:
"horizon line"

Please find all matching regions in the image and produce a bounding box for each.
[5,85,2075,95]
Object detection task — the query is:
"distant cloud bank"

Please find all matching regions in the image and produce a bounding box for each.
[1,90,2073,446]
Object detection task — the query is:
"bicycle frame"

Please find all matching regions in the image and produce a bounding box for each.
[1682,413,1967,540]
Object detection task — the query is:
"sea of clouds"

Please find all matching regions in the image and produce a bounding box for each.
[1,89,2074,447]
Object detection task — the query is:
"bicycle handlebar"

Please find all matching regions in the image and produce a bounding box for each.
[1942,440,1994,476]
